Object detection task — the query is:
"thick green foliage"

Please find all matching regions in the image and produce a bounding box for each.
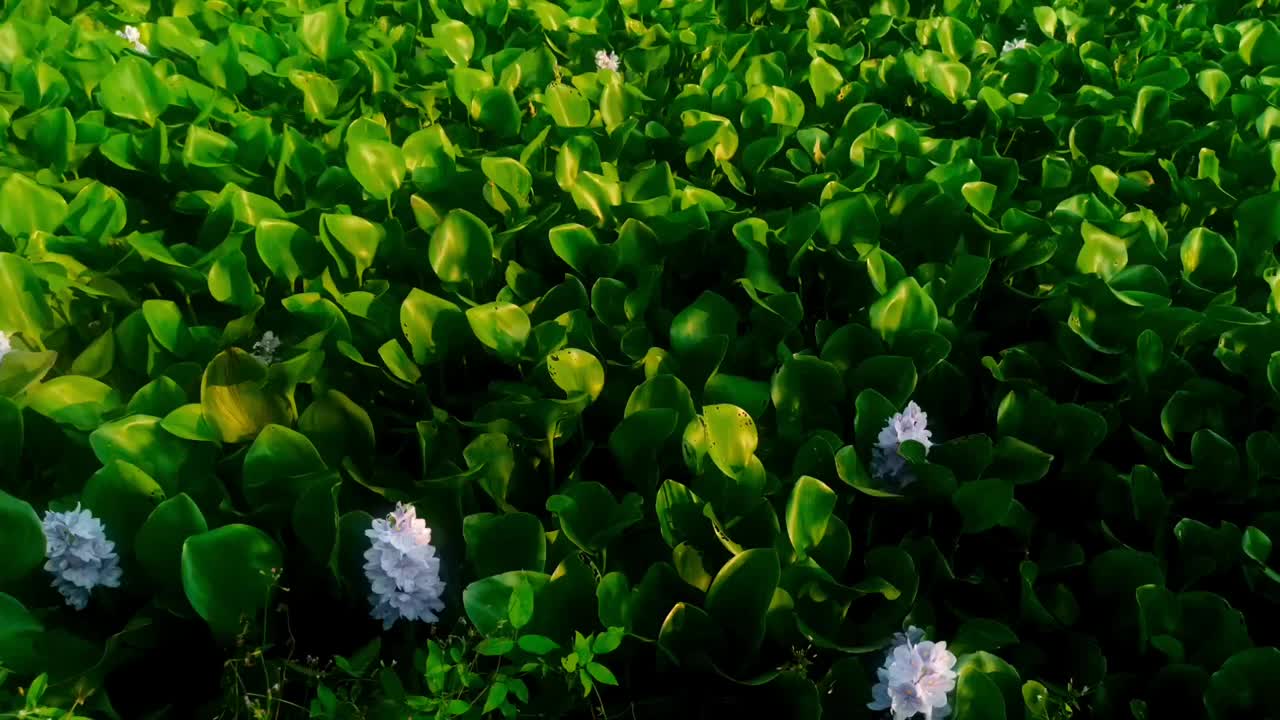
[2,0,1280,718]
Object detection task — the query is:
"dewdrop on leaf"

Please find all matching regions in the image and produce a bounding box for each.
[363,503,446,629]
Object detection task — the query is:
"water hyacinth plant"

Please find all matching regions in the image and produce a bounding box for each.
[41,505,123,610]
[0,0,1279,717]
[363,503,446,629]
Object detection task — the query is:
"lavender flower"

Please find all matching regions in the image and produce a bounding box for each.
[363,503,446,629]
[42,504,123,610]
[595,50,620,72]
[872,401,933,486]
[251,331,281,364]
[869,626,958,719]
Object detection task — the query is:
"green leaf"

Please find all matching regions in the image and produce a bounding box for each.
[300,3,348,62]
[289,71,339,120]
[90,415,197,495]
[705,548,780,669]
[951,619,1019,655]
[464,512,546,577]
[962,181,996,215]
[161,404,220,442]
[508,578,535,630]
[0,350,57,399]
[1089,548,1164,597]
[0,490,44,585]
[0,592,42,673]
[430,209,493,285]
[135,493,208,592]
[587,662,618,686]
[543,84,592,127]
[809,57,843,108]
[851,355,917,408]
[209,250,257,309]
[1205,647,1280,719]
[346,140,406,200]
[1239,21,1280,68]
[401,288,467,364]
[952,664,1006,720]
[819,195,879,247]
[466,302,530,361]
[182,524,283,636]
[463,571,551,636]
[953,478,1014,533]
[1077,221,1128,281]
[927,61,971,103]
[471,87,523,137]
[200,349,296,444]
[518,634,560,655]
[547,348,605,400]
[26,376,123,431]
[256,219,321,285]
[433,20,475,66]
[0,253,54,341]
[1243,526,1272,566]
[870,278,938,342]
[0,396,21,467]
[1197,68,1230,107]
[1181,227,1237,289]
[987,437,1053,485]
[82,460,165,557]
[481,156,533,207]
[98,56,170,125]
[242,424,328,514]
[0,174,67,237]
[322,214,384,284]
[786,476,837,559]
[702,404,759,478]
[546,482,643,553]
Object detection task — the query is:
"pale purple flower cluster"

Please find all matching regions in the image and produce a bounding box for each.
[42,504,123,610]
[872,401,933,486]
[869,626,958,720]
[363,503,446,629]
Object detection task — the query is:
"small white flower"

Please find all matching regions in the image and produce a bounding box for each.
[0,330,12,364]
[251,331,281,364]
[116,25,148,55]
[363,503,446,629]
[872,401,933,486]
[594,50,620,72]
[1001,38,1028,55]
[869,626,958,720]
[42,504,123,610]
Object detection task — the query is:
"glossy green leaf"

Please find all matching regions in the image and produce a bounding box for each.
[182,524,283,635]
